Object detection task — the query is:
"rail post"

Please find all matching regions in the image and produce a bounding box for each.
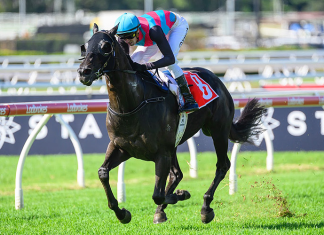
[15,114,52,209]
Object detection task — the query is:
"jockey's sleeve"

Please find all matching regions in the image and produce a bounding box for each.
[145,26,175,70]
[117,37,130,55]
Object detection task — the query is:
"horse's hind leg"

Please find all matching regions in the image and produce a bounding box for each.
[201,129,231,224]
[98,142,131,224]
[154,151,190,224]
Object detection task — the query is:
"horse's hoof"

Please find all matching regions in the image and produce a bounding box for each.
[119,208,132,224]
[176,189,191,201]
[153,211,167,224]
[201,209,215,224]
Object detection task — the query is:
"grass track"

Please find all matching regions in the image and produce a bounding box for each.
[1,151,324,234]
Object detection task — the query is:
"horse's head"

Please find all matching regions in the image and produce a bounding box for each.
[78,23,118,86]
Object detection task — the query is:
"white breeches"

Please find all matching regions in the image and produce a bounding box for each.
[131,13,189,79]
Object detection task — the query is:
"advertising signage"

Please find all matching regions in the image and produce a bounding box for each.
[1,95,324,155]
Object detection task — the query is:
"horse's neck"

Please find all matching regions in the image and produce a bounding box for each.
[106,71,144,114]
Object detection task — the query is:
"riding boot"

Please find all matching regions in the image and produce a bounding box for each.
[175,74,199,112]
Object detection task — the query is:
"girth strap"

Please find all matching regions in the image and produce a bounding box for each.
[108,96,165,117]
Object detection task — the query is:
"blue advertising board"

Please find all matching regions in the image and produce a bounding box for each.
[1,95,324,155]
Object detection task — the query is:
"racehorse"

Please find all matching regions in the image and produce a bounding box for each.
[77,23,266,224]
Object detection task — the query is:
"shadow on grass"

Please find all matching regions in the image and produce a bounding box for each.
[176,224,216,232]
[16,213,61,221]
[245,221,324,230]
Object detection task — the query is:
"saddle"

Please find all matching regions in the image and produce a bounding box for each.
[136,70,169,92]
[139,69,220,110]
[137,68,219,146]
[137,69,186,109]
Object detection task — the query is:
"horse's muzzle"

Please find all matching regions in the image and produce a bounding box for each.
[77,67,93,86]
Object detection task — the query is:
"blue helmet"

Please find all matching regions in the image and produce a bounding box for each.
[115,13,140,35]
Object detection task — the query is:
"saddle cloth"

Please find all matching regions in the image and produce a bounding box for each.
[149,70,219,110]
[148,70,219,147]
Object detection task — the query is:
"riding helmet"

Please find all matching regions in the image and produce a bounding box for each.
[115,13,140,35]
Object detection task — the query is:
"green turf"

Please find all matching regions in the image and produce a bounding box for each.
[1,151,323,234]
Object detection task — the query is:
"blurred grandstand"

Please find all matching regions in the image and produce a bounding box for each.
[1,1,324,95]
[0,9,324,53]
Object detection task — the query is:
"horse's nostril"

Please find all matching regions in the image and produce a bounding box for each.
[84,68,92,75]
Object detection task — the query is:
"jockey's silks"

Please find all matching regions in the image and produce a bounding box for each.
[136,10,176,47]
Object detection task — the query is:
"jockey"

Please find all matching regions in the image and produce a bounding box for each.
[114,10,199,113]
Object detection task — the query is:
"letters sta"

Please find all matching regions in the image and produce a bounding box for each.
[29,114,102,139]
[287,110,324,136]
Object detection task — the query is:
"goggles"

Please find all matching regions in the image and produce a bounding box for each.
[117,32,137,40]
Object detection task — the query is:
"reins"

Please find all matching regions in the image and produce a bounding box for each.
[103,69,136,74]
[95,31,167,117]
[107,68,167,117]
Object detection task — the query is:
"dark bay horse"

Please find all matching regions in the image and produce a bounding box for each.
[77,24,266,224]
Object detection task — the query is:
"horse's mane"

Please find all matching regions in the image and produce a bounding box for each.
[105,25,168,93]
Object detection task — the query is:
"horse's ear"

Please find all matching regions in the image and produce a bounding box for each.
[109,24,118,36]
[93,23,99,34]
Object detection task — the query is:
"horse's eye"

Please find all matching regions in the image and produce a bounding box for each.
[102,48,111,56]
[99,40,112,56]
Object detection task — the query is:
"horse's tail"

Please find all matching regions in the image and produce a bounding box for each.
[229,98,267,144]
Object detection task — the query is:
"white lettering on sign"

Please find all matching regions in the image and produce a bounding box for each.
[190,74,212,99]
[319,97,324,105]
[79,114,102,139]
[28,115,48,139]
[0,117,21,149]
[288,97,304,106]
[0,108,6,115]
[251,107,280,146]
[315,111,324,135]
[259,98,273,107]
[67,103,88,112]
[287,111,307,136]
[26,104,48,114]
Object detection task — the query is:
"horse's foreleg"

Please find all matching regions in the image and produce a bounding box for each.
[154,152,190,223]
[155,153,190,206]
[152,155,171,205]
[152,154,172,223]
[99,143,131,224]
[201,132,231,224]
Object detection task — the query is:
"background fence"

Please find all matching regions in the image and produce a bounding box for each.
[2,96,323,208]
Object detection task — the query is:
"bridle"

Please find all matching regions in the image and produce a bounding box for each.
[80,30,166,117]
[80,31,136,81]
